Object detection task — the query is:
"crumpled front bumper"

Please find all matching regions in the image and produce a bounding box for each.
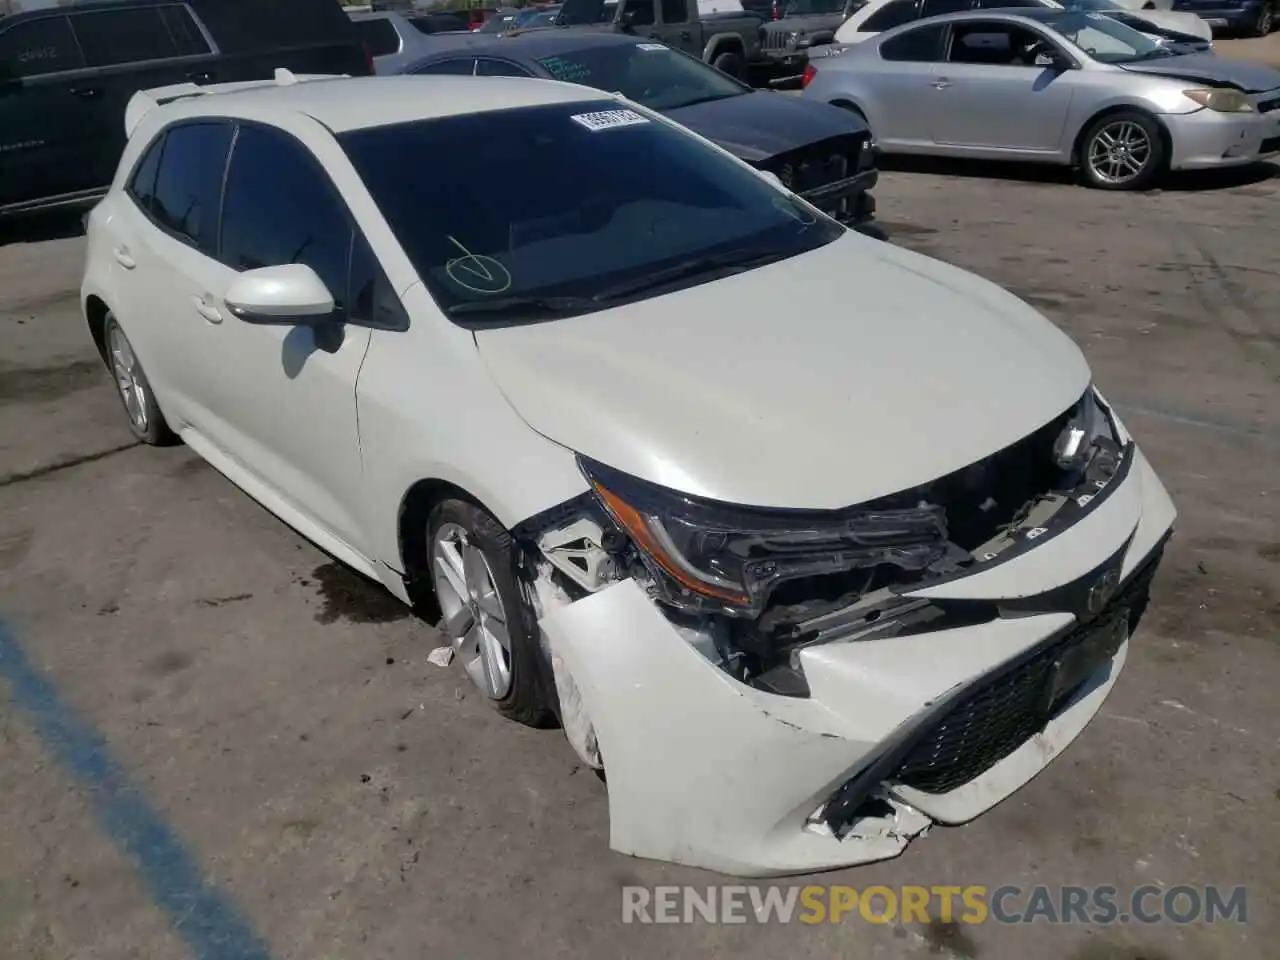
[540,445,1176,877]
[801,168,878,224]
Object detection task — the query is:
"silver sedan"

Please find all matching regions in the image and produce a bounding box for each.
[802,8,1280,189]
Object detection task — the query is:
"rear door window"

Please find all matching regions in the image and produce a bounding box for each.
[160,5,214,56]
[860,0,919,30]
[72,7,189,67]
[148,121,234,253]
[354,18,402,56]
[0,16,86,77]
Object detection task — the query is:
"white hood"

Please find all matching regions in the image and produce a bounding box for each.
[475,232,1091,510]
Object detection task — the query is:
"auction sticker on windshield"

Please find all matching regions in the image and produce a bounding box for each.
[570,109,651,132]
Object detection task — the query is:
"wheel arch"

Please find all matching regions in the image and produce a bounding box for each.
[84,294,111,363]
[1071,103,1172,170]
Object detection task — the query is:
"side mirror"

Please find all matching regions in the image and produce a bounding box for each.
[225,264,337,325]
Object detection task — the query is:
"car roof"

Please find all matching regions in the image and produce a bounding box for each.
[146,75,610,134]
[412,28,645,62]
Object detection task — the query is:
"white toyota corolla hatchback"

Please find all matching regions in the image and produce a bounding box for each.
[82,71,1175,876]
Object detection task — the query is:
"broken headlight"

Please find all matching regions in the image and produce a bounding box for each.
[1053,387,1116,473]
[578,457,961,617]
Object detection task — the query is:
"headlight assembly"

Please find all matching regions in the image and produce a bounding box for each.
[1183,88,1254,113]
[578,457,960,617]
[1053,386,1114,471]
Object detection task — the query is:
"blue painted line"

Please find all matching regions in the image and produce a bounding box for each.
[0,620,271,960]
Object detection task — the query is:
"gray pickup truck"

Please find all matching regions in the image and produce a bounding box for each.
[556,0,765,80]
[760,0,863,76]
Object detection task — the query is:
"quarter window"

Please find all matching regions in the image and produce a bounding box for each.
[0,17,85,77]
[880,23,945,59]
[127,135,166,212]
[149,122,234,252]
[860,0,919,31]
[475,57,533,76]
[919,0,971,15]
[218,125,353,315]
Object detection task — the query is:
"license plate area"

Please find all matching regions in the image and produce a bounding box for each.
[1047,609,1129,712]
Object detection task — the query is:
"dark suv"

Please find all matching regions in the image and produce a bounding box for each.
[0,0,371,218]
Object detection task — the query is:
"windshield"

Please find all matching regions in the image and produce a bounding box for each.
[784,0,846,14]
[518,7,561,25]
[339,101,842,323]
[1040,10,1167,60]
[536,42,747,110]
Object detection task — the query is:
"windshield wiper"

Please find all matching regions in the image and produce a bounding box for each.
[590,247,792,302]
[446,295,598,319]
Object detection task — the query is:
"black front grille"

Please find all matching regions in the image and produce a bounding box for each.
[1260,135,1280,154]
[888,552,1162,796]
[770,134,868,195]
[1257,96,1280,113]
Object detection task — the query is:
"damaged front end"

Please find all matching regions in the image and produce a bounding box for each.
[512,388,1174,875]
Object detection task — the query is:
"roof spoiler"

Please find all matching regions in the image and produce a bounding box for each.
[124,69,349,137]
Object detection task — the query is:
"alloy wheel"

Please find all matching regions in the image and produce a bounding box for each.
[107,324,149,433]
[1086,121,1152,187]
[430,521,513,699]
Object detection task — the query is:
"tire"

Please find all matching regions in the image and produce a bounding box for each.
[427,498,552,727]
[712,51,745,80]
[1078,111,1164,191]
[1250,1,1274,36]
[103,312,177,445]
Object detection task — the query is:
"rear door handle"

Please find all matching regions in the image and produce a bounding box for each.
[192,296,223,324]
[932,77,951,89]
[679,29,691,39]
[187,70,214,83]
[113,247,136,270]
[70,85,101,98]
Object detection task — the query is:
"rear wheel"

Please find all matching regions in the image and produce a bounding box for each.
[712,51,745,80]
[427,499,552,727]
[1250,1,1274,36]
[1079,111,1164,191]
[104,313,176,445]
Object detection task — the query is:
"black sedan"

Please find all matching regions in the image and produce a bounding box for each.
[400,32,878,225]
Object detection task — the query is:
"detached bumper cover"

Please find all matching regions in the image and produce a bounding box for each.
[540,445,1176,877]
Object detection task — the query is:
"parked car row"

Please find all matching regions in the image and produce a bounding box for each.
[0,0,371,217]
[802,7,1280,189]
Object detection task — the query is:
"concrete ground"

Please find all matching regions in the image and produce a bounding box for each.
[2,120,1279,960]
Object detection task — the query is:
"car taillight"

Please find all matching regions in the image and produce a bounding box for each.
[362,41,375,74]
[801,62,817,88]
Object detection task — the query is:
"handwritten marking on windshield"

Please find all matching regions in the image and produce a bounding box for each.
[445,235,512,295]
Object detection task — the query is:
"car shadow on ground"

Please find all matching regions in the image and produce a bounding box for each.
[0,211,86,249]
[877,154,1280,192]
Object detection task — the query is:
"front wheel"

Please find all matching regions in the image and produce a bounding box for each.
[427,499,552,727]
[1079,111,1164,191]
[712,51,745,80]
[1250,1,1274,36]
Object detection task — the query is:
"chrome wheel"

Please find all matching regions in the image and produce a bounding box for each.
[1086,120,1152,186]
[107,323,149,432]
[430,521,513,699]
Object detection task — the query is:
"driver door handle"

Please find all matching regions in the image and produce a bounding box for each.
[112,246,135,270]
[192,295,223,324]
[932,77,951,89]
